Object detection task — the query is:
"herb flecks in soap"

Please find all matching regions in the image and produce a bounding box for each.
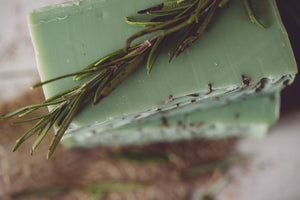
[206,83,213,95]
[0,0,264,158]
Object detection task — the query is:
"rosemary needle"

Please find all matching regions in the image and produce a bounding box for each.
[0,0,264,158]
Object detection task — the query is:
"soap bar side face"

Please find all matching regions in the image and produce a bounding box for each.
[29,0,297,126]
[61,92,280,147]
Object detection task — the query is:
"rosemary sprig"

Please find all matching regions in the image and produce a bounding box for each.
[243,0,266,29]
[109,151,179,164]
[11,181,145,199]
[0,0,264,158]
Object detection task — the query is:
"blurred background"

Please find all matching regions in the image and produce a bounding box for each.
[0,0,299,199]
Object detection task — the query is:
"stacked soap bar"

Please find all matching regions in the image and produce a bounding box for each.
[28,0,297,147]
[62,92,281,147]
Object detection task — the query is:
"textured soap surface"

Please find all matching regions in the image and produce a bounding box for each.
[62,92,280,147]
[62,75,287,147]
[29,0,297,145]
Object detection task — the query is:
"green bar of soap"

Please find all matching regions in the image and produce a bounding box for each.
[28,0,297,146]
[62,92,280,147]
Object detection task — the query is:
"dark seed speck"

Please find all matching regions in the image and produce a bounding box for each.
[206,83,213,95]
[161,117,169,127]
[187,94,199,97]
[242,75,250,86]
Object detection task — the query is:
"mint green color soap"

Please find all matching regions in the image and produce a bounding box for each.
[28,0,297,146]
[62,92,281,147]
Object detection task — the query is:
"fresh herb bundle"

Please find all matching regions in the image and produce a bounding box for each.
[0,0,263,158]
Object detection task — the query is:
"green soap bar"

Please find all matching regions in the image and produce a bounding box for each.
[62,92,280,147]
[64,76,285,147]
[28,0,297,144]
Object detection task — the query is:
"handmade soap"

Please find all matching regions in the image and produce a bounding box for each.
[28,0,297,146]
[62,92,280,147]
